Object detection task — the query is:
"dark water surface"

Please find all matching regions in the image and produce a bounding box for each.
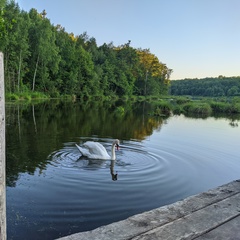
[6,100,240,239]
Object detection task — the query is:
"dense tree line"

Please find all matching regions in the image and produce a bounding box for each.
[0,1,172,98]
[170,76,240,97]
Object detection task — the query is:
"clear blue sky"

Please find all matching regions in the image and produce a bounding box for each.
[15,0,240,80]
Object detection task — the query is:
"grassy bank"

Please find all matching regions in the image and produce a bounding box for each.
[172,96,240,115]
[5,92,240,116]
[151,96,240,117]
[5,92,171,102]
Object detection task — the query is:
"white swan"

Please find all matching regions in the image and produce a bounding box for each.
[75,139,120,160]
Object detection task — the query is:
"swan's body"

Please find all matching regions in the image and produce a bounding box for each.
[75,139,120,160]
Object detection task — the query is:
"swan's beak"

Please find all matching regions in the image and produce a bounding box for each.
[116,144,120,150]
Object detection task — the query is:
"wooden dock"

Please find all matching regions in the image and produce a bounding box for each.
[57,180,240,240]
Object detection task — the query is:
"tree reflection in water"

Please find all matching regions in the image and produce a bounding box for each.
[6,100,240,187]
[6,100,166,187]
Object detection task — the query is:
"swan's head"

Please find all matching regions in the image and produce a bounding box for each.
[114,139,120,150]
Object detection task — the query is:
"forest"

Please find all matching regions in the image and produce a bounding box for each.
[170,76,240,97]
[0,0,172,99]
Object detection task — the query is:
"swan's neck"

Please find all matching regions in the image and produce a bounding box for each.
[111,144,116,160]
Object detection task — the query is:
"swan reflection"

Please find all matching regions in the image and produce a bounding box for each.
[110,160,118,181]
[75,158,119,181]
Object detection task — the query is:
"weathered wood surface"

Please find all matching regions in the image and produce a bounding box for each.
[0,52,6,240]
[57,180,240,240]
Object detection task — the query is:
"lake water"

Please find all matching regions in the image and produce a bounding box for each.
[6,100,240,240]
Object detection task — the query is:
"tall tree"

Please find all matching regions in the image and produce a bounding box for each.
[27,8,60,92]
[0,1,30,92]
[114,42,140,96]
[75,38,97,97]
[54,26,78,95]
[136,49,172,95]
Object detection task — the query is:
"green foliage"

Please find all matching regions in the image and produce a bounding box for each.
[175,96,191,104]
[30,92,48,99]
[114,106,125,117]
[172,105,184,115]
[210,101,240,114]
[153,101,171,116]
[0,0,6,42]
[2,1,172,99]
[170,77,240,97]
[232,97,240,103]
[136,49,172,96]
[5,91,48,100]
[18,92,31,100]
[230,103,240,113]
[210,102,228,112]
[182,102,212,115]
[5,93,19,100]
[136,96,146,102]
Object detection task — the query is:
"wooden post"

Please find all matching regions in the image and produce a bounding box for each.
[0,52,6,240]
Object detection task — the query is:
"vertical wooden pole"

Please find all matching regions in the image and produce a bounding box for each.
[0,52,6,240]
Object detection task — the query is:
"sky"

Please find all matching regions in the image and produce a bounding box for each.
[15,0,240,80]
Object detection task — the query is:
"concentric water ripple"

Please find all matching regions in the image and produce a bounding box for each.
[46,139,198,212]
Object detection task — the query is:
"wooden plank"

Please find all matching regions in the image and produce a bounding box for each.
[196,215,240,240]
[132,193,240,240]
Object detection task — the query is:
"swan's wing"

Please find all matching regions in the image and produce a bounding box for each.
[75,144,91,157]
[83,141,110,159]
[83,142,108,154]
